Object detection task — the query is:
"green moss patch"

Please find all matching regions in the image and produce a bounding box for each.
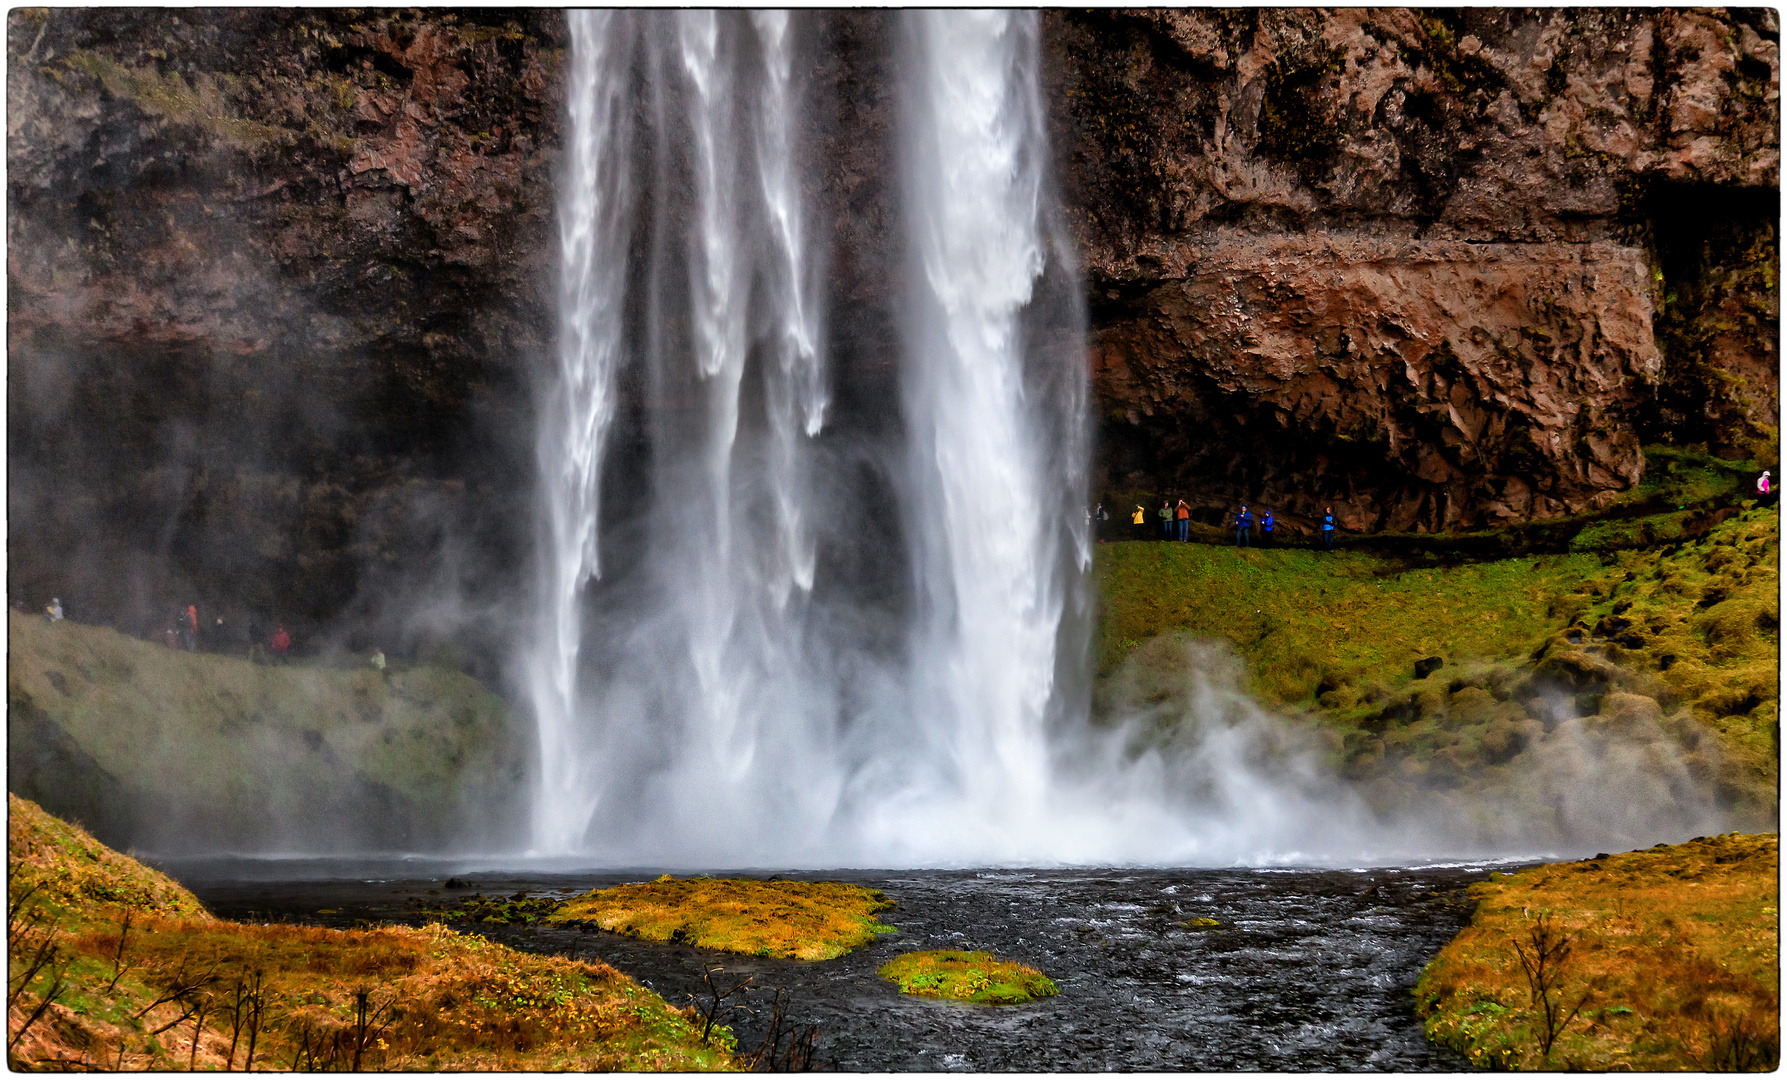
[1093,508,1779,819]
[7,613,525,848]
[1417,833,1778,1070]
[879,950,1058,1006]
[548,875,896,960]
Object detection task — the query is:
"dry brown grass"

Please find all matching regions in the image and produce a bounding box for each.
[1417,832,1779,1070]
[8,797,737,1071]
[549,875,897,960]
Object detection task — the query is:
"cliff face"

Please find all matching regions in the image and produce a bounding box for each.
[5,9,1778,646]
[7,9,564,654]
[1047,8,1778,531]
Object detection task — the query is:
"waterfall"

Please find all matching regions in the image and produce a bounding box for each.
[528,10,635,854]
[528,9,1091,864]
[526,10,1381,868]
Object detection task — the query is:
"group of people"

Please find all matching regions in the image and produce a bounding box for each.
[1107,499,1339,549]
[156,602,292,662]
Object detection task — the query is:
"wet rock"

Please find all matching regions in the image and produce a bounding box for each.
[1049,8,1779,525]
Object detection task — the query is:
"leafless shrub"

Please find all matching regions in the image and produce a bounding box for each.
[687,964,756,1046]
[1512,910,1599,1063]
[743,987,822,1072]
[1703,1009,1780,1072]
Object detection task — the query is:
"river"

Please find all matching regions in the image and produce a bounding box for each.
[161,859,1531,1070]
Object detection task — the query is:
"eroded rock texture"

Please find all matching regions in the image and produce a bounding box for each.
[8,10,563,658]
[1048,8,1778,531]
[5,9,1779,651]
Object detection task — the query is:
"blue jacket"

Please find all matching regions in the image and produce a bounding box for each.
[1236,511,1252,529]
[1261,513,1274,532]
[1322,514,1335,532]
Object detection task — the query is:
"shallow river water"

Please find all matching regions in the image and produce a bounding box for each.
[167,860,1527,1071]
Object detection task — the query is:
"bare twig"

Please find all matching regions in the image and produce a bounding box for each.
[188,996,210,1071]
[1511,910,1597,1063]
[9,926,62,1011]
[241,970,265,1072]
[687,964,756,1045]
[8,959,67,1052]
[745,988,822,1072]
[349,984,397,1071]
[224,974,246,1070]
[7,880,46,934]
[104,910,134,994]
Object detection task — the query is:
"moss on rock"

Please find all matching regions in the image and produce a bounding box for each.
[879,950,1058,1005]
[548,875,897,961]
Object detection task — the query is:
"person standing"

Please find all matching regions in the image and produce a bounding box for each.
[271,624,292,663]
[1131,505,1147,541]
[185,604,199,652]
[1158,500,1173,540]
[1260,509,1275,548]
[1758,470,1775,507]
[1323,507,1336,550]
[1095,503,1109,542]
[1234,505,1252,548]
[1175,499,1191,542]
[45,598,63,622]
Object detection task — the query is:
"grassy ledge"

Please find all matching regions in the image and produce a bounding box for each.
[878,950,1058,1006]
[1415,833,1779,1070]
[1095,506,1779,817]
[548,875,897,960]
[7,796,736,1071]
[7,612,525,851]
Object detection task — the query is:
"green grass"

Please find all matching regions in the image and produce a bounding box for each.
[7,613,525,846]
[1545,507,1778,785]
[1095,542,1600,704]
[878,950,1058,1005]
[7,793,209,929]
[1093,507,1779,819]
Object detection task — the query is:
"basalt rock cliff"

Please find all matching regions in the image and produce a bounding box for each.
[5,9,1779,648]
[8,9,563,657]
[1049,8,1778,532]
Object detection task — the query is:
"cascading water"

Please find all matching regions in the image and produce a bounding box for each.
[527,10,1730,867]
[529,9,1101,865]
[529,10,635,854]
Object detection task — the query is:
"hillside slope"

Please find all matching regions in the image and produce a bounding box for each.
[6,795,733,1071]
[7,615,528,853]
[1094,505,1779,831]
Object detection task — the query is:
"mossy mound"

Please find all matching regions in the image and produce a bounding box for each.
[1416,833,1779,1070]
[8,794,210,926]
[548,875,897,961]
[1094,507,1779,823]
[7,613,526,852]
[1538,506,1777,792]
[879,950,1058,1006]
[7,800,735,1071]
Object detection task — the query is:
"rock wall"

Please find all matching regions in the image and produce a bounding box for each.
[6,9,1779,648]
[1047,8,1778,531]
[7,9,564,657]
